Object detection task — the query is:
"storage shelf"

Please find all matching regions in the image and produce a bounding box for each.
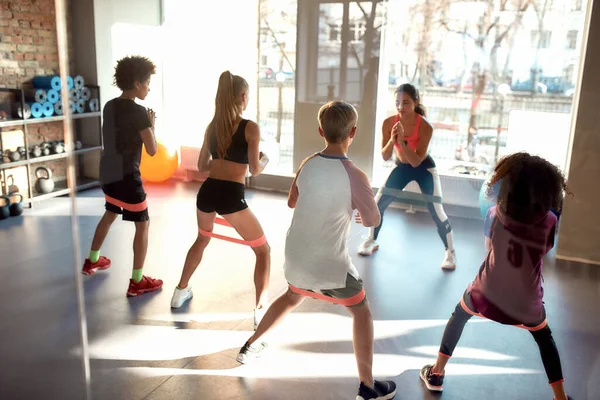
[0,146,102,170]
[0,112,101,129]
[0,86,102,209]
[0,119,28,128]
[26,177,100,203]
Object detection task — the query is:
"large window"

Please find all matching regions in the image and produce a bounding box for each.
[374,0,588,184]
[257,0,298,175]
[531,30,552,49]
[313,2,385,104]
[566,30,578,49]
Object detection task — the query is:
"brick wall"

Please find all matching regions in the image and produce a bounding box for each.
[0,0,62,88]
[0,0,75,196]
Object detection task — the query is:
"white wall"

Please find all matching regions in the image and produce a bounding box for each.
[162,0,259,148]
[93,0,162,106]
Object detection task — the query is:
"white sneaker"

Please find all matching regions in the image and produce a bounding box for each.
[254,307,266,331]
[171,286,193,308]
[237,340,268,364]
[358,238,379,256]
[441,250,456,270]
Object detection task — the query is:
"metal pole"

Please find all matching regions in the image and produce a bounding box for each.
[54,1,92,399]
[276,56,284,143]
[277,83,283,143]
[495,95,504,163]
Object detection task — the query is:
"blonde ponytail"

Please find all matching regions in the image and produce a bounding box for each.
[207,70,249,159]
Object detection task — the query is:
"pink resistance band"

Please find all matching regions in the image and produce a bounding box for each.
[198,217,267,248]
[104,194,148,212]
[459,296,548,332]
[288,284,366,307]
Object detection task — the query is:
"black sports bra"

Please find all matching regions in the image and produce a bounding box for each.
[209,119,249,164]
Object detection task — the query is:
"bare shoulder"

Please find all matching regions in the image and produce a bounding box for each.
[382,115,396,127]
[419,116,433,136]
[245,120,260,139]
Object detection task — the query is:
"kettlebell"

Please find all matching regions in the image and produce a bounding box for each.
[39,135,51,156]
[31,144,42,158]
[41,142,51,156]
[0,195,10,220]
[35,167,55,194]
[51,141,64,154]
[8,149,20,162]
[6,175,19,194]
[17,146,27,159]
[75,140,82,150]
[8,192,23,217]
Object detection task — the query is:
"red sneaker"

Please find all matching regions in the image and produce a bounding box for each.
[127,275,163,297]
[82,256,112,275]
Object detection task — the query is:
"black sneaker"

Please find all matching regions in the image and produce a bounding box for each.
[420,364,444,392]
[236,340,268,364]
[357,380,396,400]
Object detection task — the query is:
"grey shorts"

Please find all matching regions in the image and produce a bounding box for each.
[288,273,367,307]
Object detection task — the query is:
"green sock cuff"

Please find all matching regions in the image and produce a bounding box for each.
[89,250,100,264]
[132,269,143,283]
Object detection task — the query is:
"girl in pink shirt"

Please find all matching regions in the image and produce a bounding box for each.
[420,152,572,400]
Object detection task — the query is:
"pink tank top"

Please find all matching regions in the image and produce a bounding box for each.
[394,113,421,151]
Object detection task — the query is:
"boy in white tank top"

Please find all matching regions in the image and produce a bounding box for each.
[236,101,397,400]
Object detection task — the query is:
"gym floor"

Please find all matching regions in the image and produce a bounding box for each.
[1,180,599,400]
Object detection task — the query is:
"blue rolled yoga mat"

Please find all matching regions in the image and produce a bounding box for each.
[69,88,78,102]
[34,89,47,103]
[46,89,59,104]
[67,76,74,90]
[32,76,62,91]
[74,75,85,89]
[30,102,43,118]
[89,98,99,113]
[41,102,54,117]
[76,99,85,114]
[70,101,77,114]
[81,86,91,101]
[54,101,63,116]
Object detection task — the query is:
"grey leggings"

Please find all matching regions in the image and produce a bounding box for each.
[373,158,453,250]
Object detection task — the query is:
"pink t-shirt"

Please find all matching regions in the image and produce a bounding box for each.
[284,153,380,290]
[470,206,557,324]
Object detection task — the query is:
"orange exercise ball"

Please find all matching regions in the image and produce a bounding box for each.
[140,143,179,183]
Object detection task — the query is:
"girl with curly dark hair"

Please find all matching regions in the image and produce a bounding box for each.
[420,152,572,400]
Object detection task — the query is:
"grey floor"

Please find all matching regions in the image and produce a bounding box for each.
[1,180,599,400]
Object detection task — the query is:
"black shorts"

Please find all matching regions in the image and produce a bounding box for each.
[102,174,149,222]
[196,178,248,215]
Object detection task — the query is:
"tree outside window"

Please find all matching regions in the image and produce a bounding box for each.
[531,30,551,48]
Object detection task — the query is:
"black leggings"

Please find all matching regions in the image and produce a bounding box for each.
[439,297,564,385]
[373,157,453,250]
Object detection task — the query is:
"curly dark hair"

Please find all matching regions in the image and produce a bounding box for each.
[486,152,570,223]
[113,56,156,91]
